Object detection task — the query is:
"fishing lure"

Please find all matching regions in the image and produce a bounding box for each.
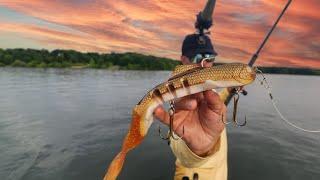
[104,63,256,180]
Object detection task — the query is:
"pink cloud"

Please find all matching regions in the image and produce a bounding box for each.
[0,0,319,68]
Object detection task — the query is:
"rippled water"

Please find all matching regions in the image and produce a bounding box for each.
[0,67,319,180]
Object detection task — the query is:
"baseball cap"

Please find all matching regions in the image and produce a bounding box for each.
[181,34,218,60]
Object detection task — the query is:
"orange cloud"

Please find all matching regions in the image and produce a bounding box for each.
[0,0,319,68]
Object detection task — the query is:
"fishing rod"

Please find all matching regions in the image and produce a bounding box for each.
[217,0,319,132]
[219,0,320,132]
[224,0,293,105]
[195,0,216,35]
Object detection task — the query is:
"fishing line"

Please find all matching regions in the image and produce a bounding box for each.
[256,69,320,133]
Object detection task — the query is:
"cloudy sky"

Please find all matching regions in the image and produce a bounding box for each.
[0,0,319,68]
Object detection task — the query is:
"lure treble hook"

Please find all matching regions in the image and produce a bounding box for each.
[221,113,230,125]
[232,92,247,126]
[158,100,184,145]
[221,89,247,126]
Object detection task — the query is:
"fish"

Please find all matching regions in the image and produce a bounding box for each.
[104,63,256,180]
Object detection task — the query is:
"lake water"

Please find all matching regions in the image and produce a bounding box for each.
[0,68,319,180]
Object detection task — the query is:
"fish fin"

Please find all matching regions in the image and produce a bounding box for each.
[104,109,145,180]
[170,64,202,80]
[104,151,126,180]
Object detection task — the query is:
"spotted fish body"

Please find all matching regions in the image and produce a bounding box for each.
[104,63,256,180]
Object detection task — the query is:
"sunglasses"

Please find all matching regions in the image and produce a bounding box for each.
[192,54,216,64]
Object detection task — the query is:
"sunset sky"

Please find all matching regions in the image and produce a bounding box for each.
[0,0,319,68]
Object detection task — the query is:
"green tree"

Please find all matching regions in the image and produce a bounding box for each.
[11,59,27,67]
[37,62,47,68]
[89,58,96,68]
[3,54,13,65]
[27,60,39,67]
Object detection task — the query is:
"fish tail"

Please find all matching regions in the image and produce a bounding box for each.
[103,151,127,180]
[104,108,145,180]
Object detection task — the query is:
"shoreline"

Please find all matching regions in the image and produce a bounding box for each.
[1,48,319,76]
[1,65,319,76]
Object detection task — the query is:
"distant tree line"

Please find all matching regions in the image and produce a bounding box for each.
[0,48,180,70]
[0,48,319,75]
